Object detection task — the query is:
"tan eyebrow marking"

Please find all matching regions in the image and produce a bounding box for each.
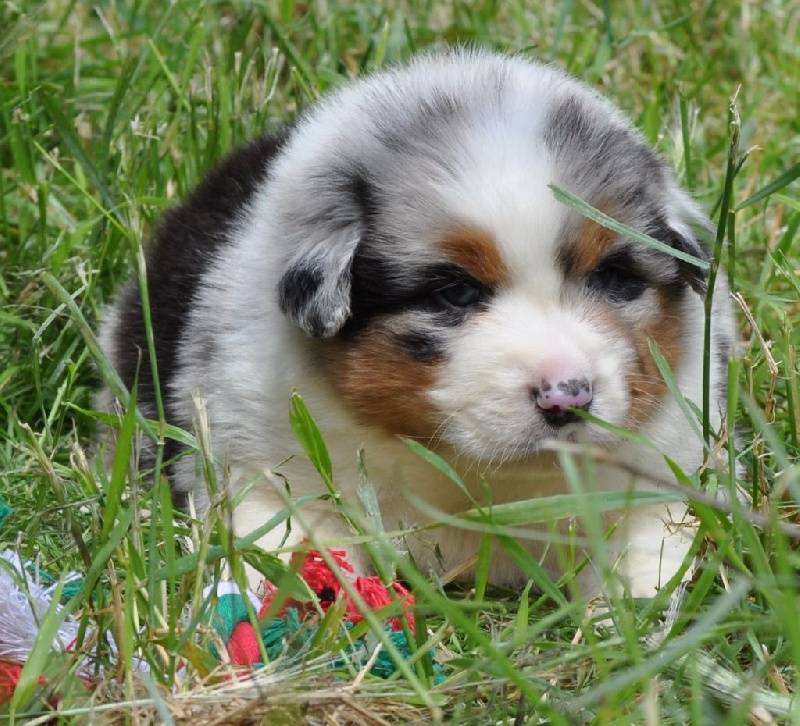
[439,226,509,286]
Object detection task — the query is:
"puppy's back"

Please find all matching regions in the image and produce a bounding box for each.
[97,132,290,484]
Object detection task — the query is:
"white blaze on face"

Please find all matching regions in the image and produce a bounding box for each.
[420,116,632,459]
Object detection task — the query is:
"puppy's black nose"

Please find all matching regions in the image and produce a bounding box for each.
[533,377,593,426]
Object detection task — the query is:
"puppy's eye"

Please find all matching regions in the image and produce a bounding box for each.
[588,261,648,302]
[437,281,482,307]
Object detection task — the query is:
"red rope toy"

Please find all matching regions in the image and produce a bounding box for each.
[219,548,418,672]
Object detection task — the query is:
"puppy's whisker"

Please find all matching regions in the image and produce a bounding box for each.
[430,411,460,448]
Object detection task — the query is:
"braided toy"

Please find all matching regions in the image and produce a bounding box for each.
[211,548,433,680]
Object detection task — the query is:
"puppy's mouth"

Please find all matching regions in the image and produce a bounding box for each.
[522,422,619,456]
[444,417,622,468]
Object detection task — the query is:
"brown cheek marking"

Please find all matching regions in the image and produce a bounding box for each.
[566,212,620,276]
[589,292,685,427]
[629,291,685,426]
[439,226,509,286]
[325,328,441,440]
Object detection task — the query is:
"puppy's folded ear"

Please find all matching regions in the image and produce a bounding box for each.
[278,237,361,337]
[661,225,711,296]
[276,170,373,338]
[660,189,714,296]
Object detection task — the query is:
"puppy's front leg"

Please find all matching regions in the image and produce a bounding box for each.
[234,490,369,593]
[600,502,697,600]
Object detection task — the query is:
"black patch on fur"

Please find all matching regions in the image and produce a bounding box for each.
[392,330,447,363]
[646,217,711,296]
[277,264,325,324]
[587,248,650,302]
[111,130,292,496]
[344,251,488,333]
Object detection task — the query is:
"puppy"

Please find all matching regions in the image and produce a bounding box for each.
[98,50,735,599]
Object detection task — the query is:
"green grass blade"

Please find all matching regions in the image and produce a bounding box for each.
[736,161,800,209]
[549,184,710,270]
[101,384,137,542]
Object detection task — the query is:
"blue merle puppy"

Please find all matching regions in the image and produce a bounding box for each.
[98,50,736,597]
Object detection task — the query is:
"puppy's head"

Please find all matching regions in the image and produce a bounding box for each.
[271,51,710,460]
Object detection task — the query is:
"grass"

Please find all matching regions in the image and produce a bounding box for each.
[1,0,799,722]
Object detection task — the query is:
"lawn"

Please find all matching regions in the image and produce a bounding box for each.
[1,0,799,723]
